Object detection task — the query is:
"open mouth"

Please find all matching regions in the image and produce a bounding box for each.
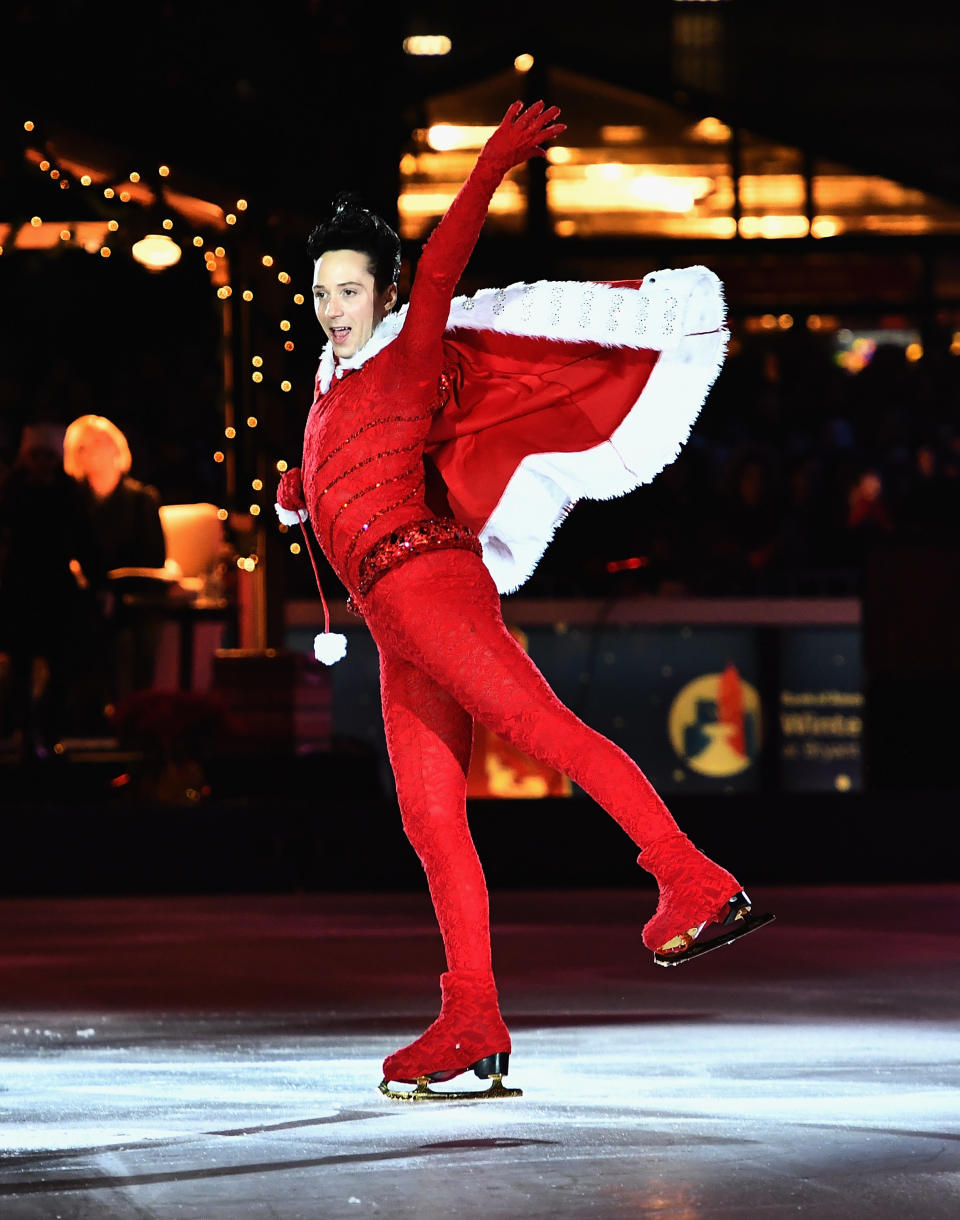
[330,327,352,344]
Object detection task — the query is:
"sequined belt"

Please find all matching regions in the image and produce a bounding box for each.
[356,518,483,598]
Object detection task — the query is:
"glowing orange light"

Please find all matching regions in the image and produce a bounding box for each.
[247,416,258,428]
[100,246,111,258]
[59,229,71,241]
[278,271,291,284]
[236,199,248,210]
[133,234,182,270]
[217,508,229,521]
[225,426,236,439]
[226,213,237,225]
[80,175,92,186]
[280,380,292,392]
[514,53,534,72]
[119,190,131,202]
[192,235,204,247]
[252,356,263,367]
[284,340,294,351]
[104,187,115,199]
[280,320,291,331]
[252,478,263,491]
[24,120,35,131]
[252,371,263,383]
[217,285,232,299]
[290,542,301,555]
[129,171,140,183]
[293,292,304,305]
[39,160,50,172]
[242,289,253,301]
[214,451,225,463]
[107,220,119,231]
[276,459,288,472]
[49,169,60,180]
[250,504,261,516]
[214,245,225,257]
[158,165,170,177]
[30,215,42,227]
[262,254,274,267]
[162,218,173,230]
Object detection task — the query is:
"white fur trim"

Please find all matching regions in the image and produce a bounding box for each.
[477,275,728,593]
[314,632,348,665]
[275,504,308,526]
[317,310,405,393]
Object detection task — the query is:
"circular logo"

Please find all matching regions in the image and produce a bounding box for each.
[668,666,762,777]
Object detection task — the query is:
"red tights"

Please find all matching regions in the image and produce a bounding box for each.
[364,549,687,974]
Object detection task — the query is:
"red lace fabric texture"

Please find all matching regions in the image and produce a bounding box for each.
[381,969,511,1083]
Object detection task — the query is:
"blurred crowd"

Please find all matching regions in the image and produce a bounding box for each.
[523,328,960,598]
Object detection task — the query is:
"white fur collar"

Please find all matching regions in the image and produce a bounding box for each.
[316,309,407,394]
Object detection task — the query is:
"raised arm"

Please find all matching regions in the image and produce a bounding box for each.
[398,100,564,358]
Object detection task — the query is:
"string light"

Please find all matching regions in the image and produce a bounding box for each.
[262,254,274,267]
[162,218,173,230]
[252,478,263,491]
[214,245,225,257]
[247,416,258,428]
[242,289,253,301]
[217,508,229,521]
[119,190,131,202]
[293,293,304,305]
[59,229,71,241]
[280,319,291,331]
[107,220,119,231]
[250,504,261,516]
[158,165,170,177]
[277,271,291,284]
[39,160,50,172]
[100,247,111,258]
[24,120,34,131]
[80,175,92,186]
[214,451,225,463]
[252,356,263,367]
[30,216,42,227]
[226,213,237,225]
[225,426,236,439]
[284,341,294,351]
[290,542,301,555]
[280,380,292,392]
[217,285,232,299]
[276,460,288,473]
[104,187,114,198]
[129,171,140,183]
[192,235,204,247]
[252,371,263,383]
[49,169,60,180]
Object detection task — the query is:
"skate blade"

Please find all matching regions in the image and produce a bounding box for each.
[378,1073,522,1102]
[653,910,775,967]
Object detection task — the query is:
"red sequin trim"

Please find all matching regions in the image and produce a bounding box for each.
[357,518,482,597]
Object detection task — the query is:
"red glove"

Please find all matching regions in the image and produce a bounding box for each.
[479,100,565,173]
[275,466,308,524]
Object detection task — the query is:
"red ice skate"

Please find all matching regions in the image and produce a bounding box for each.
[640,833,775,967]
[379,969,521,1101]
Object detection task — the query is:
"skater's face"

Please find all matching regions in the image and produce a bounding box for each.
[312,249,397,359]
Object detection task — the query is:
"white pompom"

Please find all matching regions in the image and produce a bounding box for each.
[275,503,308,526]
[314,631,348,665]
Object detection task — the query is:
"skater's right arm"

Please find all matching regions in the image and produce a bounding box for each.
[397,101,565,361]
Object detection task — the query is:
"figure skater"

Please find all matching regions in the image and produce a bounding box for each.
[276,101,773,1101]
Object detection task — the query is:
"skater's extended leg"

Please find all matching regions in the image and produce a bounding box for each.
[367,551,758,957]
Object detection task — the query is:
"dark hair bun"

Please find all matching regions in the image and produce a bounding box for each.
[307,194,401,291]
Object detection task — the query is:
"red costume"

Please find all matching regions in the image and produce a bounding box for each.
[278,103,770,1099]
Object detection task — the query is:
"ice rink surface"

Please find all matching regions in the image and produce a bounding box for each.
[1,885,958,1218]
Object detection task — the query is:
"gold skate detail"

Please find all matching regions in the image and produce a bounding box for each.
[379,1073,522,1102]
